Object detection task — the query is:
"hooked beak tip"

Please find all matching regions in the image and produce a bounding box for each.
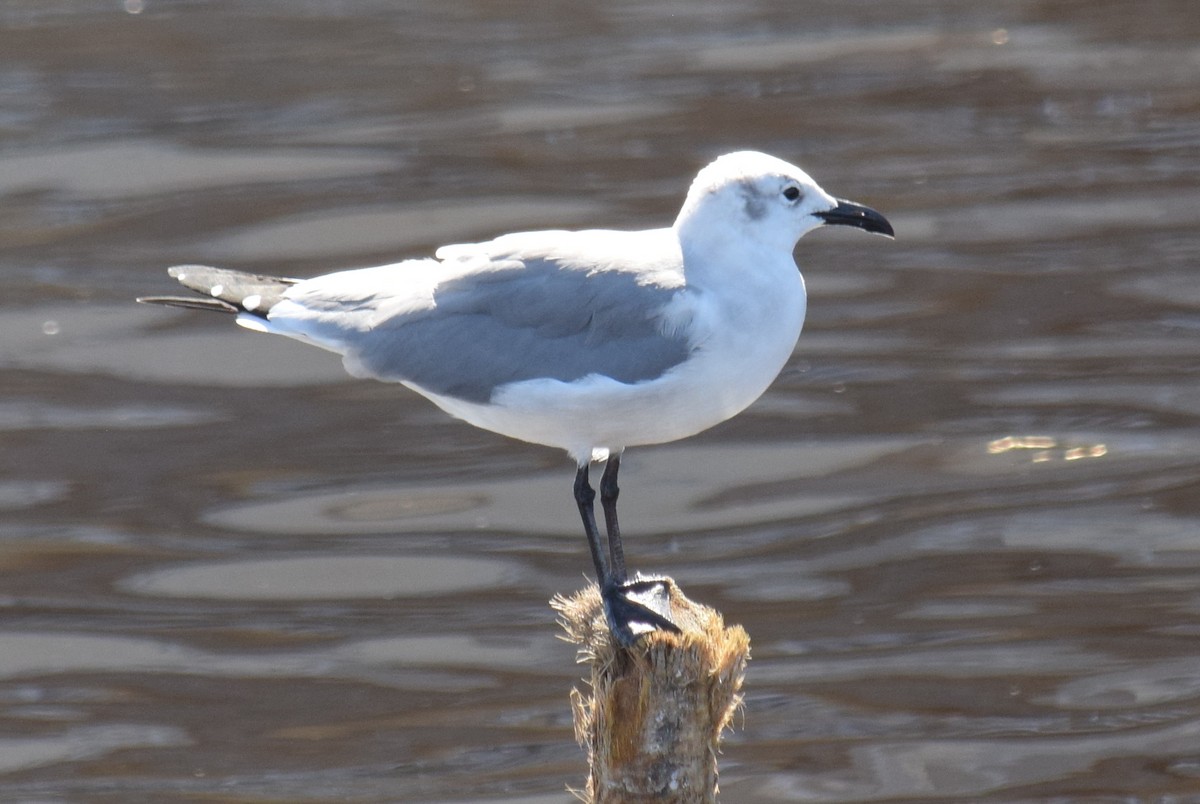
[815,199,895,238]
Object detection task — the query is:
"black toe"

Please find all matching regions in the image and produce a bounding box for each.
[601,577,681,646]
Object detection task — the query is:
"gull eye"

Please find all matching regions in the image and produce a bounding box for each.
[782,185,802,202]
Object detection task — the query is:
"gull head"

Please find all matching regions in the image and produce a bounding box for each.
[674,151,894,253]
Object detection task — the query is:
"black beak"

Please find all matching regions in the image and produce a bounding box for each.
[814,198,895,238]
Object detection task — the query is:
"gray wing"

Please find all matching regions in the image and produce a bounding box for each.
[348,257,691,403]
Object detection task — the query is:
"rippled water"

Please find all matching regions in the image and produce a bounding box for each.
[3,1,1200,801]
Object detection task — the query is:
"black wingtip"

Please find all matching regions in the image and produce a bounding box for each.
[136,295,240,314]
[144,265,301,315]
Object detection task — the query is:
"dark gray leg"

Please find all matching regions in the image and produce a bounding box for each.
[575,457,679,646]
[574,464,609,584]
[599,454,627,584]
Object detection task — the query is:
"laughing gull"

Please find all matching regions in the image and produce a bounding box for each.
[138,151,893,645]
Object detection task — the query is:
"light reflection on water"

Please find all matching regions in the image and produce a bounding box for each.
[2,1,1199,801]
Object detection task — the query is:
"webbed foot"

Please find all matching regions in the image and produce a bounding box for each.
[602,575,682,647]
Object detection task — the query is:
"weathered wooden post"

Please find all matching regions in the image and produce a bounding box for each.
[553,579,750,803]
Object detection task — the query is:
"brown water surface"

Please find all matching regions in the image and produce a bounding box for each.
[2,1,1199,801]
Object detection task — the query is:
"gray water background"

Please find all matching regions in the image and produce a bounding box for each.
[2,1,1199,801]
